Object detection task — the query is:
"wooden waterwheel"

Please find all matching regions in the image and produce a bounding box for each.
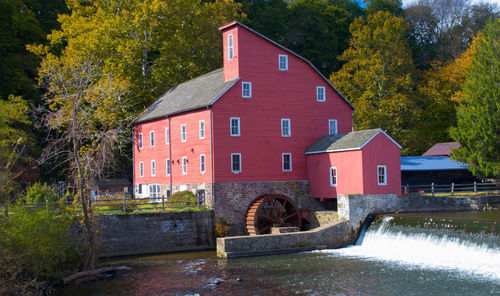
[245,194,302,235]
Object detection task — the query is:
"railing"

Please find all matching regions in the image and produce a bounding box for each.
[402,182,500,197]
[4,194,205,216]
[93,195,203,214]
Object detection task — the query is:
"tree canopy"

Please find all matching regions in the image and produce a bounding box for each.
[331,11,418,154]
[450,20,500,177]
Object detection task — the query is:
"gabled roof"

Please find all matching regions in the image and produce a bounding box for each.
[305,129,402,154]
[219,21,355,110]
[401,156,469,171]
[133,68,239,124]
[422,142,460,157]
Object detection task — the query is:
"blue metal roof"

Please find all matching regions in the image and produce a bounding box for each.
[401,156,469,171]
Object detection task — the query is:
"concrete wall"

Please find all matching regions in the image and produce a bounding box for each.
[338,194,500,230]
[97,211,215,257]
[217,220,355,258]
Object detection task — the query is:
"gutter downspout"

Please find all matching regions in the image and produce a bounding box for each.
[209,107,214,209]
[168,116,172,196]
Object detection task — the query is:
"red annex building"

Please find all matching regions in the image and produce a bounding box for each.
[132,21,401,234]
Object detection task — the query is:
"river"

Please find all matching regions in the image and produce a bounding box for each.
[58,209,500,296]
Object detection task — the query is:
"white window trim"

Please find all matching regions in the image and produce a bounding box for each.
[329,119,338,135]
[317,86,326,102]
[139,161,144,177]
[242,82,252,98]
[330,167,337,187]
[200,154,206,174]
[138,133,143,149]
[150,131,155,147]
[166,158,170,176]
[282,153,292,172]
[165,128,169,145]
[231,153,242,174]
[281,118,291,137]
[182,156,187,175]
[181,124,186,142]
[230,117,240,137]
[199,120,205,139]
[151,160,156,176]
[228,34,234,60]
[279,54,288,71]
[377,165,387,185]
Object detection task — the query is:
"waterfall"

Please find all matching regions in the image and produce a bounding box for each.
[323,213,500,281]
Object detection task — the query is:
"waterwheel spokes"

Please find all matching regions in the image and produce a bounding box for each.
[245,194,301,235]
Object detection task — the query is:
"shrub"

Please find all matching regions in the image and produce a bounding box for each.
[0,204,80,289]
[215,217,231,237]
[171,190,195,197]
[22,182,59,203]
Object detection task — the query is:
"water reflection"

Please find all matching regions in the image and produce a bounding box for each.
[58,210,500,296]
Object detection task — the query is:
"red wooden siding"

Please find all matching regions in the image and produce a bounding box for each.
[306,133,401,199]
[306,150,364,199]
[361,133,402,197]
[213,24,353,182]
[133,109,212,187]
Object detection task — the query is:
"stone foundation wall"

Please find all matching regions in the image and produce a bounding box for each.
[97,211,215,257]
[213,180,330,235]
[338,194,500,230]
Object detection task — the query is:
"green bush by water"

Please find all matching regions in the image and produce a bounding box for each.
[21,182,59,203]
[0,203,80,288]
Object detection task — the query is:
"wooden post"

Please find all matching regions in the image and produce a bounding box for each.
[162,195,165,211]
[474,181,477,195]
[431,182,435,197]
[451,182,454,194]
[122,194,126,213]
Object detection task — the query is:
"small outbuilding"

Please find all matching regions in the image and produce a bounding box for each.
[401,156,477,185]
[422,142,460,157]
[305,129,402,200]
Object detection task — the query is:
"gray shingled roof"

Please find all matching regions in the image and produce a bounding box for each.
[133,68,238,124]
[306,129,401,154]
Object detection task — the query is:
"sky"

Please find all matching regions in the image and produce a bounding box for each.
[402,0,500,6]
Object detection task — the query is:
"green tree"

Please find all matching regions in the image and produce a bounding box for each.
[0,95,30,202]
[331,11,418,154]
[450,20,500,177]
[365,0,404,17]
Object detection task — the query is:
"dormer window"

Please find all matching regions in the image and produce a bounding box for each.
[317,86,325,102]
[228,34,234,60]
[242,82,252,98]
[279,54,288,71]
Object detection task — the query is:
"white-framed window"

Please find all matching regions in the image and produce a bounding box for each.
[182,157,187,175]
[139,161,144,177]
[231,153,241,173]
[200,154,206,174]
[279,54,288,71]
[228,34,234,60]
[330,167,337,187]
[138,133,143,149]
[151,160,156,176]
[242,82,252,98]
[149,184,161,199]
[150,131,155,147]
[165,128,169,144]
[329,119,338,135]
[282,153,292,172]
[199,120,205,139]
[230,117,240,136]
[377,165,387,185]
[166,158,171,176]
[181,124,186,142]
[281,118,291,137]
[317,86,326,102]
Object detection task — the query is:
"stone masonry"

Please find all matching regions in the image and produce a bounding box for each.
[213,180,330,235]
